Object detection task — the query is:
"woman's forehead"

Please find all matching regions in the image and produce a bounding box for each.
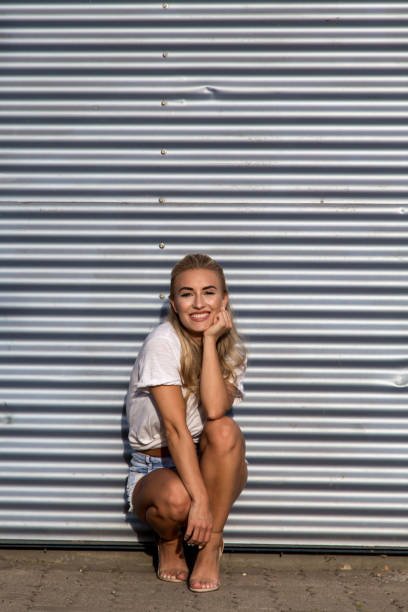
[174,268,221,289]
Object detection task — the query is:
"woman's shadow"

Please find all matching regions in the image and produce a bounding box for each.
[120,300,177,570]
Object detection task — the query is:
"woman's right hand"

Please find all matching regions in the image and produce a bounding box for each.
[184,498,213,548]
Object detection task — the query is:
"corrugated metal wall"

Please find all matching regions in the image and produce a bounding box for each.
[1,1,408,550]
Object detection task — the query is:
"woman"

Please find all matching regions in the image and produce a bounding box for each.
[126,253,248,593]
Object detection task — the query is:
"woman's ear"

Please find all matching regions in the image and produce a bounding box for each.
[222,293,228,309]
[170,298,177,314]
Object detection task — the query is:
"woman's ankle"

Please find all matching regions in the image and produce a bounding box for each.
[201,530,223,549]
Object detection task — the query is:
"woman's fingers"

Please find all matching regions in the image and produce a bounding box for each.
[185,522,212,548]
[204,307,232,340]
[184,522,198,546]
[220,308,232,330]
[203,523,212,545]
[185,500,213,546]
[223,308,232,329]
[194,528,205,547]
[187,527,207,547]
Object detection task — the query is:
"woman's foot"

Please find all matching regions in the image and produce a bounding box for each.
[157,535,189,583]
[188,532,224,593]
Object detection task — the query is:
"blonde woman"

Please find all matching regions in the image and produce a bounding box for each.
[126,253,247,593]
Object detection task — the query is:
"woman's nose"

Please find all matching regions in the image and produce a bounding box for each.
[193,293,204,308]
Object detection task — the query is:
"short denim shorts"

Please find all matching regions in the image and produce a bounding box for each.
[127,451,178,512]
[126,445,247,513]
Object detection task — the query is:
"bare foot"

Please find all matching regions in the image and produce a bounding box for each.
[188,532,223,592]
[157,536,189,583]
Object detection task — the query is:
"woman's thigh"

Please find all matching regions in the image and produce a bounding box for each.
[132,468,191,523]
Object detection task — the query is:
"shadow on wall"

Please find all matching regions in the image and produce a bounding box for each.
[121,300,171,543]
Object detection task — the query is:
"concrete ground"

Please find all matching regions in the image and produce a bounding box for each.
[1,548,408,612]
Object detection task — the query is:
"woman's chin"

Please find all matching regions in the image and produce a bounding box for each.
[182,319,213,337]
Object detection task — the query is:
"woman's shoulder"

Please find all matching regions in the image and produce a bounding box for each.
[143,320,180,350]
[131,320,182,388]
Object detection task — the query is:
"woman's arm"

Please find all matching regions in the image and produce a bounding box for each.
[200,308,236,420]
[149,384,213,547]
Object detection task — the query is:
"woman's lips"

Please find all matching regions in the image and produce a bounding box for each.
[189,311,211,321]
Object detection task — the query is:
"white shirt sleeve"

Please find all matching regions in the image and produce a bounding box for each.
[135,334,182,390]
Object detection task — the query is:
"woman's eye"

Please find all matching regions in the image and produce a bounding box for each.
[180,292,191,297]
[205,291,215,295]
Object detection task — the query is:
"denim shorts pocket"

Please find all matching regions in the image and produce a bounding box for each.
[126,452,177,512]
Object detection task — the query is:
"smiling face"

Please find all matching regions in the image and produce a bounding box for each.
[170,268,228,337]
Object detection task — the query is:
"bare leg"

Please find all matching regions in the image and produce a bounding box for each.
[189,417,248,590]
[132,468,191,581]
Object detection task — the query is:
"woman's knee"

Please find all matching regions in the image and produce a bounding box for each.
[134,470,190,524]
[161,478,191,522]
[201,416,244,454]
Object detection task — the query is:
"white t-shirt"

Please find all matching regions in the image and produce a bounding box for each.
[126,320,245,451]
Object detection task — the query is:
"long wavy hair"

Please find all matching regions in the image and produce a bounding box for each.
[168,253,246,402]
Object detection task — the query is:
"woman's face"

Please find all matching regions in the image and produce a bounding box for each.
[171,268,228,337]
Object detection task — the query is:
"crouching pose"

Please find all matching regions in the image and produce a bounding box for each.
[126,253,248,593]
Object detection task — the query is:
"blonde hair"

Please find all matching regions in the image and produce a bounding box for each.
[168,253,246,401]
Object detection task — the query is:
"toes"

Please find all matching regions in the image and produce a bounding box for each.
[159,569,186,583]
[188,580,220,593]
[189,578,218,589]
[177,570,188,581]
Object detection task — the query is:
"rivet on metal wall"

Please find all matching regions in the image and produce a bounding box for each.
[159,294,166,300]
[159,197,166,204]
[159,242,165,249]
[162,51,168,58]
[161,148,167,156]
[162,2,168,8]
[161,99,167,106]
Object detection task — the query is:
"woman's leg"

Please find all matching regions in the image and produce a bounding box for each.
[189,416,248,589]
[199,416,248,529]
[132,468,191,581]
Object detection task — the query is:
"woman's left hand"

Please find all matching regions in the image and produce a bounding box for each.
[203,307,232,342]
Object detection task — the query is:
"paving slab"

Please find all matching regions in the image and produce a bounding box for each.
[1,549,407,612]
